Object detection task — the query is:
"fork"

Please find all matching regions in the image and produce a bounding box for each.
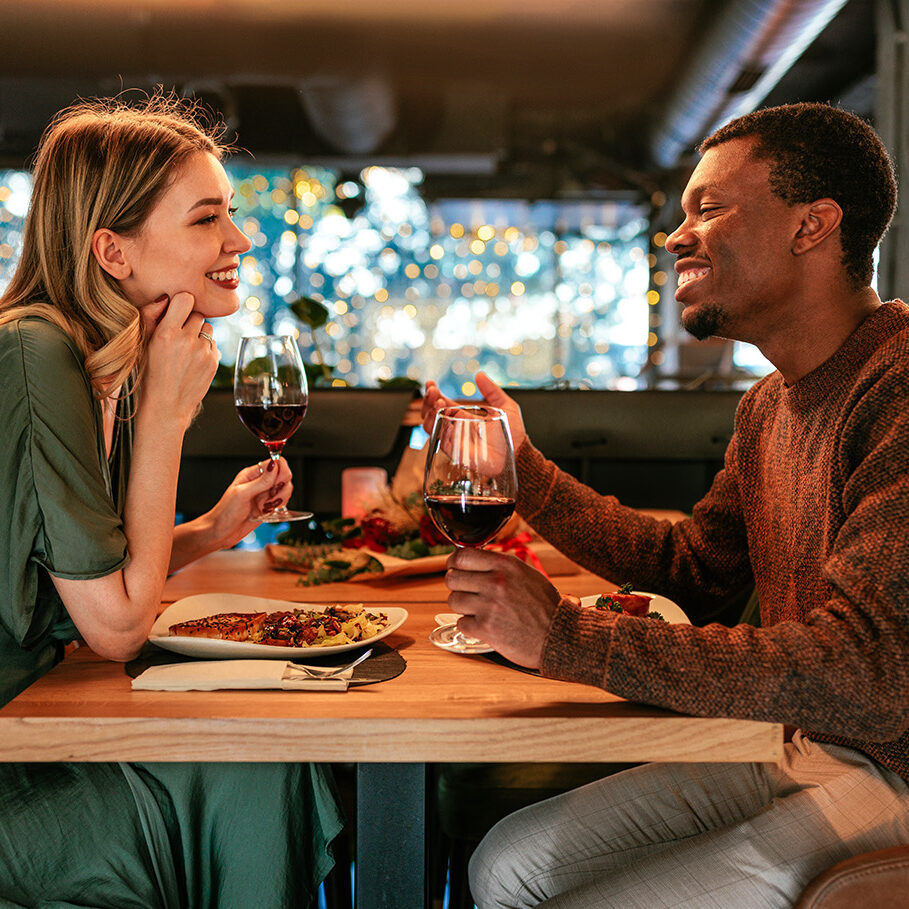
[291,648,373,680]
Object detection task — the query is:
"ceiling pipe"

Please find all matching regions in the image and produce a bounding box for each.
[649,0,850,169]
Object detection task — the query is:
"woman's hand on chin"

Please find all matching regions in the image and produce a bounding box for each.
[139,293,171,336]
[141,291,219,428]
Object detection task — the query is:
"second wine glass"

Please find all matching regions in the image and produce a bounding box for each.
[424,405,517,549]
[234,334,313,523]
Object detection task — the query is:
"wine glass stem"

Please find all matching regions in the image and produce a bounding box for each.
[265,447,288,514]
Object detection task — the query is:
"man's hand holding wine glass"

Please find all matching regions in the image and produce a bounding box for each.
[422,371,528,455]
[423,393,559,666]
[444,545,560,669]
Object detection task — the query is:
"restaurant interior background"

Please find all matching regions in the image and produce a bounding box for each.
[0,7,905,907]
[0,0,905,523]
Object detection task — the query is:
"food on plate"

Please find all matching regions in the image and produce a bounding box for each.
[166,612,267,641]
[591,584,665,621]
[168,604,390,647]
[256,604,389,647]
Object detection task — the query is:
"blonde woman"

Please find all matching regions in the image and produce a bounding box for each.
[0,96,342,907]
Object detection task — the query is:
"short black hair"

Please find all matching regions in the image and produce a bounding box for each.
[701,103,897,287]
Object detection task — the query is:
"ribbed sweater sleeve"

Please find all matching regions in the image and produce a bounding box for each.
[516,438,754,621]
[526,301,909,779]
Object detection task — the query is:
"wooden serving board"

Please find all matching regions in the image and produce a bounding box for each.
[264,541,582,581]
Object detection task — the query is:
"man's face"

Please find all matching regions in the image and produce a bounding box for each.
[665,137,805,343]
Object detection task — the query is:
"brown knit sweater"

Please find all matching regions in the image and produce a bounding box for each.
[520,300,909,780]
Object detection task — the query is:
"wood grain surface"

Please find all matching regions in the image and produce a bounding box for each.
[0,547,781,765]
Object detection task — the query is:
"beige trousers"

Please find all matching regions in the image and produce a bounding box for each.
[468,733,909,908]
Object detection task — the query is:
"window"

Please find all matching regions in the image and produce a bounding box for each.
[222,163,653,396]
[0,164,656,394]
[0,171,30,290]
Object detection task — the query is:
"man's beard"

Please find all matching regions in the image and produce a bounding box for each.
[681,301,727,341]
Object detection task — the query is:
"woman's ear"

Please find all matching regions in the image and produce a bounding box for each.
[792,199,843,256]
[91,228,132,280]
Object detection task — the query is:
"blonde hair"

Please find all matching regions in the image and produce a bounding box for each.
[0,92,228,397]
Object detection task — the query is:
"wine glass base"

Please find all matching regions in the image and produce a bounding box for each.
[258,509,314,523]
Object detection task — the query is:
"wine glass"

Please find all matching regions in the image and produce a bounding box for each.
[234,334,313,523]
[424,405,517,646]
[424,405,517,547]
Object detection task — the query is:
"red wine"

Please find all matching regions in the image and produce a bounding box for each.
[237,403,306,454]
[424,494,516,548]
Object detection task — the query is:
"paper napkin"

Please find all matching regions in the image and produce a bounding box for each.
[131,659,353,691]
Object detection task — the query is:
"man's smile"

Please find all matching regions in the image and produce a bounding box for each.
[677,267,710,287]
[675,263,711,302]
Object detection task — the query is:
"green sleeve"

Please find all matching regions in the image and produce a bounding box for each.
[0,318,128,650]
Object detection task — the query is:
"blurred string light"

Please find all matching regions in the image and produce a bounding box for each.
[0,165,688,392]
[245,174,659,394]
[0,172,30,288]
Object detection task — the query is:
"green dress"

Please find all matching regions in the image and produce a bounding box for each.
[0,317,343,908]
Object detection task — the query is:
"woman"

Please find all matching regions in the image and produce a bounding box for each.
[0,95,342,907]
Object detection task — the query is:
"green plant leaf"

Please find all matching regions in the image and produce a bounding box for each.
[304,362,333,387]
[290,295,330,329]
[378,376,422,391]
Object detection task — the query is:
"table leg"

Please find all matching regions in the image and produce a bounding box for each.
[356,762,428,909]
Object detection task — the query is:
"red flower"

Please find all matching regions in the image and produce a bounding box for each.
[358,515,403,552]
[419,514,449,547]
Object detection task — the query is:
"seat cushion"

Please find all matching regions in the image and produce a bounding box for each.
[794,845,909,908]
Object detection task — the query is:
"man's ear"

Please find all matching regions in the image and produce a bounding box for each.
[91,228,132,280]
[792,199,842,256]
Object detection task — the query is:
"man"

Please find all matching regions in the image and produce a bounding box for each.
[422,103,909,907]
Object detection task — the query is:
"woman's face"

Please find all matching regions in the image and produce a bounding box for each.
[117,151,251,320]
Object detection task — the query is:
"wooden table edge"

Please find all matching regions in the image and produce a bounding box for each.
[0,715,783,763]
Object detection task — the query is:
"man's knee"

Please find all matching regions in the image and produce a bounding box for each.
[468,812,539,909]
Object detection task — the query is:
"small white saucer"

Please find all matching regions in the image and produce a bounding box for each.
[434,612,461,627]
[429,623,494,654]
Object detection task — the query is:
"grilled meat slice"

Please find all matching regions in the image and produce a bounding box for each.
[168,612,267,642]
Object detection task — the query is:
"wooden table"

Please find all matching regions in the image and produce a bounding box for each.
[0,548,782,908]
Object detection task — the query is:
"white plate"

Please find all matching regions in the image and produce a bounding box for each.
[579,592,690,624]
[429,623,493,654]
[149,593,408,659]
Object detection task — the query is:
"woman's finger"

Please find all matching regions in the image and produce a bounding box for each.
[139,294,171,335]
[198,321,217,354]
[156,291,196,328]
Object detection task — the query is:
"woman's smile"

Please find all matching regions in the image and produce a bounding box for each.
[205,266,240,290]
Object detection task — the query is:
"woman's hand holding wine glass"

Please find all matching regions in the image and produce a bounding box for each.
[234,334,313,523]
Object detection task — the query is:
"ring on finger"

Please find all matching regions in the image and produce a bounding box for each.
[257,461,265,476]
[198,330,214,349]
